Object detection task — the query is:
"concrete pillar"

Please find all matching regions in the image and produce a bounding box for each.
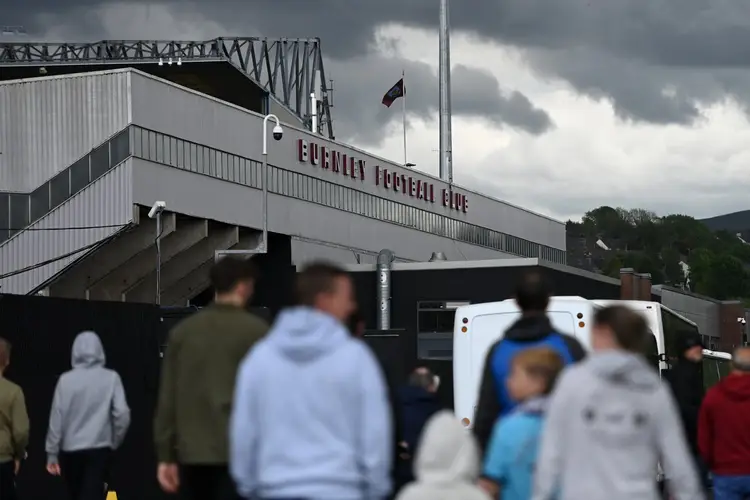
[49,213,176,299]
[87,219,207,301]
[160,231,262,306]
[122,224,239,303]
[620,268,635,300]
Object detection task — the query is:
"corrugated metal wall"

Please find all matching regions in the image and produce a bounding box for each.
[0,160,135,295]
[660,287,720,338]
[0,70,132,192]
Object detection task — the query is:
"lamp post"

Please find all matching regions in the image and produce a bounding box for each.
[148,201,166,304]
[214,113,282,261]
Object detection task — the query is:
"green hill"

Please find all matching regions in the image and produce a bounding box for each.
[566,206,750,301]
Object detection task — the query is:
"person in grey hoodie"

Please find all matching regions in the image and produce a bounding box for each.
[230,262,392,500]
[395,411,490,500]
[45,331,131,500]
[532,305,704,500]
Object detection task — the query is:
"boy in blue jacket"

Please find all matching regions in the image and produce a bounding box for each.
[480,347,564,500]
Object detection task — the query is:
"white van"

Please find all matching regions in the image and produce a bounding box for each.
[452,296,599,428]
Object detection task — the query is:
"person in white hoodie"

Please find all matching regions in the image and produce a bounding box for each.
[396,411,490,500]
[45,331,130,500]
[532,305,704,500]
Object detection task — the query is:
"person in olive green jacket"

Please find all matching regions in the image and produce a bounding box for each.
[0,337,29,500]
[153,256,269,500]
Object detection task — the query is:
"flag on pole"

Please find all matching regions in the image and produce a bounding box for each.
[382,78,406,108]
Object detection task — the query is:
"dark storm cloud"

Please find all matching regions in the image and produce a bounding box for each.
[3,4,552,145]
[326,58,552,144]
[8,0,750,128]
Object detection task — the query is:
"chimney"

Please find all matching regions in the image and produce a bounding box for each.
[620,268,635,300]
[636,273,652,301]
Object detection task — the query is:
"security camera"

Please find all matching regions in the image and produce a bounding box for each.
[272,124,283,141]
[148,201,166,219]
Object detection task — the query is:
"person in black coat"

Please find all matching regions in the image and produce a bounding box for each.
[394,367,443,493]
[665,332,708,490]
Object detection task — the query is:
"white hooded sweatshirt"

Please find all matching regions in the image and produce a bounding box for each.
[396,411,491,500]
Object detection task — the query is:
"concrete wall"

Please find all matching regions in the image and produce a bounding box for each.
[0,70,132,191]
[126,70,565,252]
[130,158,518,263]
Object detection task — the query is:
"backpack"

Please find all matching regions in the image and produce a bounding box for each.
[491,333,575,417]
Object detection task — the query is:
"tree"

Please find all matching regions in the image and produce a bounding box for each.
[572,205,750,301]
[687,249,748,300]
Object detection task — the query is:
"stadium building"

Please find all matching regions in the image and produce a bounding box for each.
[0,38,566,304]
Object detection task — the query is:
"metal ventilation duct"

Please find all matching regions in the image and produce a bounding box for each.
[376,249,395,330]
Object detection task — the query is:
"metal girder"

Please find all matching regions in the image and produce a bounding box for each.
[0,37,335,139]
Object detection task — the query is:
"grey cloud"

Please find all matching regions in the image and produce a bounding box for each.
[5,2,551,145]
[451,64,552,134]
[326,58,551,145]
[8,0,750,129]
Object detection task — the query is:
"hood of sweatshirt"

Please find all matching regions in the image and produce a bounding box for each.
[415,411,480,484]
[504,314,558,342]
[267,306,349,363]
[717,373,750,401]
[71,331,106,369]
[586,351,660,391]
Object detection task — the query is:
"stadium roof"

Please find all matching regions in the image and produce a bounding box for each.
[0,37,335,139]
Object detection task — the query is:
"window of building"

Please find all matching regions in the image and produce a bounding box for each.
[8,194,29,236]
[90,143,111,181]
[0,193,9,243]
[49,170,71,211]
[70,157,90,196]
[110,130,130,166]
[29,183,50,223]
[417,301,468,360]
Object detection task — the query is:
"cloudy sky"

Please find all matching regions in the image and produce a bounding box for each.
[6,0,750,222]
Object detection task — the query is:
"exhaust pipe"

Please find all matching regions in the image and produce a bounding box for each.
[376,249,395,330]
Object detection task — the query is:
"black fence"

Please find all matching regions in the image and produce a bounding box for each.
[0,293,277,500]
[0,294,165,500]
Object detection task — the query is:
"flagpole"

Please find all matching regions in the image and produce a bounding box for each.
[402,69,407,166]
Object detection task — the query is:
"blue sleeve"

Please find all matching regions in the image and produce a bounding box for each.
[229,350,259,499]
[483,418,512,483]
[356,343,393,499]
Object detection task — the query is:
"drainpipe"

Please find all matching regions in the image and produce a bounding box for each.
[377,249,395,330]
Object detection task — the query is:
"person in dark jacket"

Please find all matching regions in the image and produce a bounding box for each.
[473,270,586,454]
[665,332,707,488]
[395,367,443,491]
[154,256,269,500]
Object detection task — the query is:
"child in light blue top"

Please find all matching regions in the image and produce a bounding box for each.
[480,347,564,500]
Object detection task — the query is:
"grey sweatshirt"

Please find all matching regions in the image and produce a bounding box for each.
[45,331,131,465]
[396,411,491,500]
[532,351,704,500]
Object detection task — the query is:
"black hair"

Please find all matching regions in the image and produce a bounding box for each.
[514,270,552,313]
[296,261,350,306]
[209,256,259,294]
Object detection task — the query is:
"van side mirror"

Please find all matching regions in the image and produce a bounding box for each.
[660,368,670,380]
